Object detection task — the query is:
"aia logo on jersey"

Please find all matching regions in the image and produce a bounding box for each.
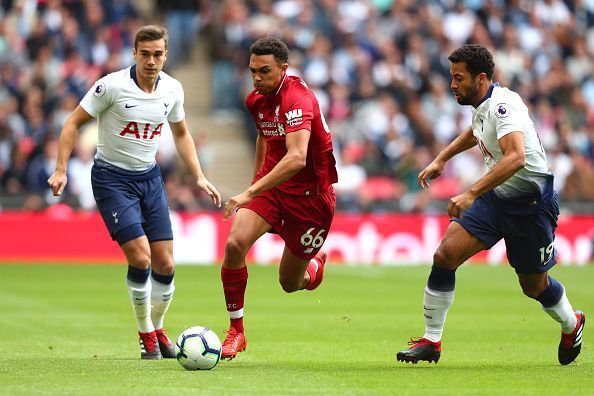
[495,103,510,118]
[119,122,163,139]
[285,108,303,126]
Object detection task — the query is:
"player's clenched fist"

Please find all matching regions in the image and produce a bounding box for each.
[447,191,477,218]
[47,171,67,196]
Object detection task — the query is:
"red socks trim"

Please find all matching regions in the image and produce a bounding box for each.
[221,266,248,333]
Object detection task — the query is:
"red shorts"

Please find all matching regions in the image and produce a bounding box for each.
[243,186,336,260]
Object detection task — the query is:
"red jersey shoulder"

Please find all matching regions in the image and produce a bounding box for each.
[279,76,316,129]
[281,76,313,99]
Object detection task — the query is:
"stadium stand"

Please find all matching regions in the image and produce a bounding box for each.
[202,0,594,213]
[0,0,593,214]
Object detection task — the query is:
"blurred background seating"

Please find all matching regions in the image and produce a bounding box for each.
[0,0,592,215]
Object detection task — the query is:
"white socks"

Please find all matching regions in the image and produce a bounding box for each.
[127,275,175,333]
[126,279,153,333]
[422,287,455,343]
[420,279,577,343]
[151,278,175,331]
[542,289,577,334]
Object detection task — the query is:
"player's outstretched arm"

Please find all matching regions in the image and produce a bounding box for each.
[169,119,221,207]
[48,106,94,196]
[418,126,476,189]
[223,129,310,220]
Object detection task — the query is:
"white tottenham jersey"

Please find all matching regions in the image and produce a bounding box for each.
[471,84,551,199]
[80,66,185,171]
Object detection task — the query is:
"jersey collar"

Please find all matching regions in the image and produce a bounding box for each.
[476,82,499,108]
[130,65,160,91]
[274,73,288,96]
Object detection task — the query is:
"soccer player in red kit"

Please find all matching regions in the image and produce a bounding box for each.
[219,37,338,360]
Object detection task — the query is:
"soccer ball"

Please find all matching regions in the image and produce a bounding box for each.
[175,326,222,370]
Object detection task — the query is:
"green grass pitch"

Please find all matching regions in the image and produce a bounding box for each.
[0,263,592,395]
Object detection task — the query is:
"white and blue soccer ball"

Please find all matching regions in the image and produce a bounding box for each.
[175,326,222,370]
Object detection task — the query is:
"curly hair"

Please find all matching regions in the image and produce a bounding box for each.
[250,37,289,64]
[448,44,494,80]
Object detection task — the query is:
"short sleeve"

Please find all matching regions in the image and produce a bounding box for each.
[80,76,115,117]
[167,81,185,123]
[493,102,524,139]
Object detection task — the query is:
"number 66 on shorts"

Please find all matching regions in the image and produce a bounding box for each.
[243,186,336,261]
[301,228,326,249]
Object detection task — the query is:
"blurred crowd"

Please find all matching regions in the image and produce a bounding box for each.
[205,0,594,212]
[0,0,213,211]
[0,0,593,214]
[0,0,141,210]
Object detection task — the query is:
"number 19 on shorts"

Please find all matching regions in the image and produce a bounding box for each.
[539,242,554,265]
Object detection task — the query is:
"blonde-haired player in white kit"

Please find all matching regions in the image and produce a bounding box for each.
[396,44,585,365]
[48,25,221,360]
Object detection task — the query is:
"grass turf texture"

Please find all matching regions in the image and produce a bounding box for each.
[0,264,592,395]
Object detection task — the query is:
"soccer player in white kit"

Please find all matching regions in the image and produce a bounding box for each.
[48,25,221,360]
[396,44,585,365]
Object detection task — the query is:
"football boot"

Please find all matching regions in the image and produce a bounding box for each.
[558,310,585,365]
[221,327,247,360]
[396,337,441,364]
[138,330,162,360]
[155,328,176,359]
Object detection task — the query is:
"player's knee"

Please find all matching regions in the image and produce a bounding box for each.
[518,274,549,299]
[128,251,151,269]
[279,276,300,293]
[433,246,458,270]
[152,255,174,275]
[521,286,540,299]
[520,283,545,299]
[224,236,249,260]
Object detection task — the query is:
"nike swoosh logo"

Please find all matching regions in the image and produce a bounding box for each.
[125,104,138,108]
[424,306,436,311]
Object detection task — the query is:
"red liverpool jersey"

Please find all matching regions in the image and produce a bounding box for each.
[246,75,338,195]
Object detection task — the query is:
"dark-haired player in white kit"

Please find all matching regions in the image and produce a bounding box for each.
[396,44,585,365]
[48,25,221,360]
